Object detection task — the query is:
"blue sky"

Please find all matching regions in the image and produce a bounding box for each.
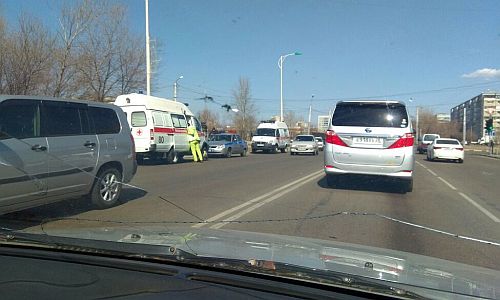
[2,0,500,123]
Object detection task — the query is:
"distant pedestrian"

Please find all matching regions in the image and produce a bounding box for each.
[187,121,203,163]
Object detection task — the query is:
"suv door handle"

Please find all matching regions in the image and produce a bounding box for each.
[84,141,96,148]
[31,144,47,152]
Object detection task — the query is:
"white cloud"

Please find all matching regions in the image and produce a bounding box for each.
[462,68,500,79]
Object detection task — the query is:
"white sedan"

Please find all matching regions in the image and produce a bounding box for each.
[427,138,464,163]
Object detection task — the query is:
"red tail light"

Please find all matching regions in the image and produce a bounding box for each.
[325,130,348,147]
[388,133,414,149]
[457,147,463,151]
[150,129,154,141]
[433,147,442,150]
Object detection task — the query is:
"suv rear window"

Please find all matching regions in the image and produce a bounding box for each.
[90,107,121,134]
[332,102,409,128]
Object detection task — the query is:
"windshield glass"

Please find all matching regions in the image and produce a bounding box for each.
[255,128,275,136]
[210,135,231,142]
[423,135,439,142]
[1,1,500,298]
[295,136,314,141]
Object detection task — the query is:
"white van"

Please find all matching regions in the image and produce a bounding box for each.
[251,121,290,153]
[114,93,207,163]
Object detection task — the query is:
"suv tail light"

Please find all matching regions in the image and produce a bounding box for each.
[150,129,154,141]
[388,133,414,149]
[326,130,348,147]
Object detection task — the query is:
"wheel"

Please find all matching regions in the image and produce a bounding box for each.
[281,146,287,153]
[167,149,179,164]
[241,148,247,157]
[136,154,145,165]
[226,148,232,158]
[315,150,319,155]
[290,151,294,155]
[274,144,279,153]
[202,145,209,161]
[90,167,122,209]
[458,158,463,163]
[326,174,337,187]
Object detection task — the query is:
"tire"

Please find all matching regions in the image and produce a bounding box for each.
[290,151,294,155]
[167,149,179,164]
[280,146,287,153]
[202,145,209,161]
[274,144,279,153]
[90,167,122,209]
[458,159,464,163]
[226,148,232,158]
[241,148,247,157]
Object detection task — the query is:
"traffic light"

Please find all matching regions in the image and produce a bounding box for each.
[485,118,493,133]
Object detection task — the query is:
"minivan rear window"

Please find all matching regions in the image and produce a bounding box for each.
[131,111,147,127]
[332,102,409,128]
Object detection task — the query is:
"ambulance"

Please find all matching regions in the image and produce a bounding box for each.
[251,121,290,153]
[114,93,208,163]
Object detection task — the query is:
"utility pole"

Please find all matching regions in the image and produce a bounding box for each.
[145,0,151,96]
[463,107,466,145]
[308,94,314,134]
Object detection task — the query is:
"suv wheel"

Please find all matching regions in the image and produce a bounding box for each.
[226,148,232,158]
[90,167,122,209]
[281,145,287,153]
[241,148,247,157]
[202,145,209,161]
[274,144,279,153]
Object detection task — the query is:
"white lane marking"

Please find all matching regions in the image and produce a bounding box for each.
[192,170,324,228]
[458,192,500,223]
[437,177,457,190]
[415,161,428,169]
[427,169,438,176]
[209,172,325,229]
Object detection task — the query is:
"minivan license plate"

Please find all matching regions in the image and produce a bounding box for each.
[354,137,382,144]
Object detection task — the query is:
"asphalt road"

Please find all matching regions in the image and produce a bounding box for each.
[3,150,500,271]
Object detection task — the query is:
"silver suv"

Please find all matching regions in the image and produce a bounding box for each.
[324,100,414,193]
[0,95,137,214]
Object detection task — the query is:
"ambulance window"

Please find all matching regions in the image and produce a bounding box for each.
[171,114,187,128]
[163,112,173,127]
[152,111,164,127]
[194,118,202,131]
[131,111,147,127]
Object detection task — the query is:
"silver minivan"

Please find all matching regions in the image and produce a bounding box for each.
[0,95,137,214]
[324,100,414,193]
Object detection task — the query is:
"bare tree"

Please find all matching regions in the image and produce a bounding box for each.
[76,4,145,101]
[1,15,54,95]
[232,77,257,140]
[0,15,7,92]
[198,108,221,132]
[50,0,97,97]
[284,111,301,128]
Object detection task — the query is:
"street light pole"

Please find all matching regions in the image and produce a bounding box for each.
[308,94,314,134]
[173,75,183,102]
[278,52,302,122]
[145,0,151,96]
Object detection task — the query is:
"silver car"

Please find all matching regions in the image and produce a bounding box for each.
[290,135,319,155]
[324,100,414,193]
[208,133,248,157]
[0,95,137,214]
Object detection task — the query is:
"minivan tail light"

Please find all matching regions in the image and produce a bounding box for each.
[388,133,414,149]
[150,129,154,141]
[325,130,348,147]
